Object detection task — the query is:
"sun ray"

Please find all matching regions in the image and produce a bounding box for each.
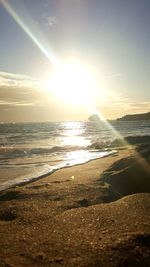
[0,0,129,146]
[1,0,59,67]
[2,0,149,176]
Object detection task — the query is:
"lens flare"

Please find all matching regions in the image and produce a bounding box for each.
[1,0,59,66]
[1,0,149,178]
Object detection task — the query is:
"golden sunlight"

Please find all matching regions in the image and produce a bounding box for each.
[46,62,97,106]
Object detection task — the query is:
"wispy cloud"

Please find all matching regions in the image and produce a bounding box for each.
[103,73,124,79]
[126,101,150,111]
[95,88,150,119]
[98,97,129,110]
[0,71,50,109]
[0,71,41,88]
[0,100,34,107]
[0,85,41,107]
[46,16,58,27]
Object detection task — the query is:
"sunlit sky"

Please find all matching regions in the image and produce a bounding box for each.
[0,0,150,122]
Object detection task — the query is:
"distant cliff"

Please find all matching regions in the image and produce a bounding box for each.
[117,112,150,121]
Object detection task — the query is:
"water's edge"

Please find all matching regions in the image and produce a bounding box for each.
[0,150,117,192]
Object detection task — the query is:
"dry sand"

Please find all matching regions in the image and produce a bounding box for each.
[0,147,150,266]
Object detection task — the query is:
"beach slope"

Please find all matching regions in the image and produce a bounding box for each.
[0,146,150,266]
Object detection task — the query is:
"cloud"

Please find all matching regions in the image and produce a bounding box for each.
[0,71,51,110]
[95,88,128,107]
[0,81,72,122]
[0,71,41,88]
[46,16,58,27]
[0,99,34,107]
[0,85,41,108]
[125,101,150,111]
[103,73,124,79]
[95,88,150,119]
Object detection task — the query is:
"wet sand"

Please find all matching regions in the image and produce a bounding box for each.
[0,146,150,266]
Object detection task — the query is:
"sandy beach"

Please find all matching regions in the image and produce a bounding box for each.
[0,145,150,266]
[1,0,150,265]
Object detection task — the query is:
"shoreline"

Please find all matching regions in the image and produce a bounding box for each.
[0,149,117,193]
[0,145,150,266]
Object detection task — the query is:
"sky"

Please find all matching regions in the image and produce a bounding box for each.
[0,0,150,122]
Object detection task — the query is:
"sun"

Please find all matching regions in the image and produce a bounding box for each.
[46,62,96,106]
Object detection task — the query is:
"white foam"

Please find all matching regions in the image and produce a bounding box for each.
[0,150,117,192]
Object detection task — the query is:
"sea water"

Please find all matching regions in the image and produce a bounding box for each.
[0,120,149,191]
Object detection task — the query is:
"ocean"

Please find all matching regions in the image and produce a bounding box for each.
[0,120,150,191]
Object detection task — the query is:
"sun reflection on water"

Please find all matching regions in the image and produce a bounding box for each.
[63,136,90,147]
[61,121,90,147]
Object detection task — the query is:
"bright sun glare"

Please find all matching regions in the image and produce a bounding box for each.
[46,62,97,106]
